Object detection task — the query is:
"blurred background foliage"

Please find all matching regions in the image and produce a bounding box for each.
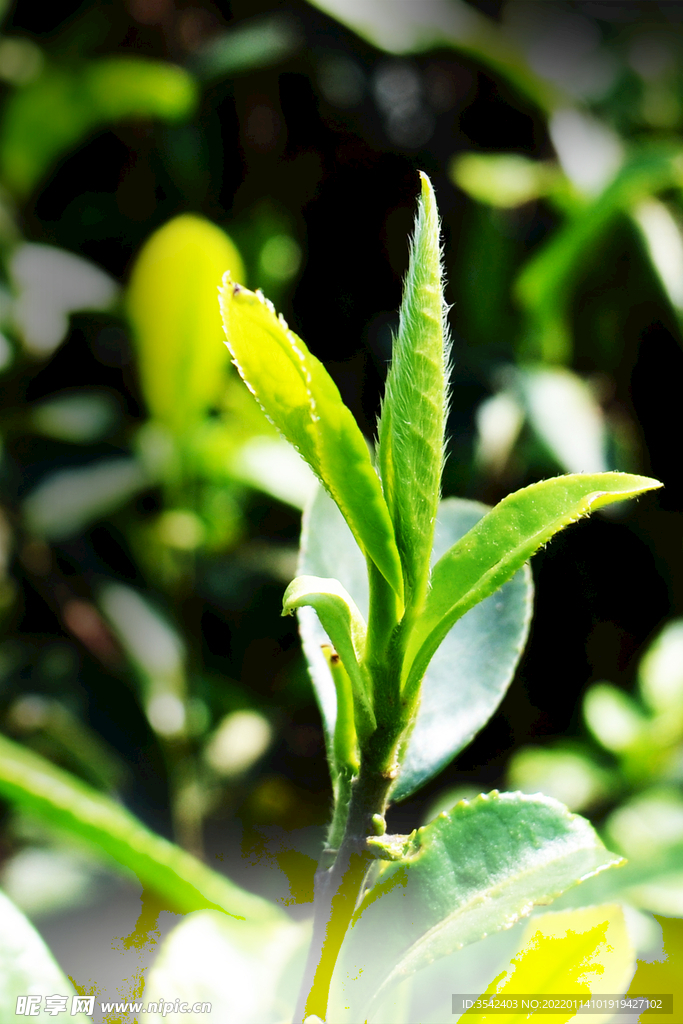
[0,0,683,976]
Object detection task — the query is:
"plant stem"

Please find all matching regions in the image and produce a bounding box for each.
[294,733,399,1023]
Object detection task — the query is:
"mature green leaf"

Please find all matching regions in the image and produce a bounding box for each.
[144,910,310,1024]
[461,905,634,1024]
[392,500,531,800]
[0,733,282,923]
[219,277,403,597]
[329,791,623,1021]
[0,888,91,1022]
[128,214,244,432]
[298,488,532,798]
[0,59,197,196]
[283,575,374,740]
[403,473,662,703]
[378,171,448,612]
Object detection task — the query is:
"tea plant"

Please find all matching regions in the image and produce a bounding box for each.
[216,172,658,1022]
[0,173,661,1023]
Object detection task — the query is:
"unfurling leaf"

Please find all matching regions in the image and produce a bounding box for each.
[283,575,374,744]
[377,171,449,613]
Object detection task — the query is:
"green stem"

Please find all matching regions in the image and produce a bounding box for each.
[294,729,400,1023]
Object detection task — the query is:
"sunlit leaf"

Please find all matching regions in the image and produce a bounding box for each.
[583,683,647,754]
[377,171,448,613]
[219,277,403,597]
[84,57,196,122]
[10,243,118,356]
[638,618,683,714]
[329,791,622,1021]
[0,732,282,922]
[0,888,91,1023]
[627,915,683,1024]
[144,910,310,1024]
[128,214,245,432]
[451,152,560,208]
[403,473,662,704]
[461,905,634,1024]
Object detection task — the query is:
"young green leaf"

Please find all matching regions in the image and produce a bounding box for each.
[128,214,245,432]
[461,905,634,1024]
[283,575,375,742]
[329,791,623,1021]
[219,276,403,598]
[0,889,92,1023]
[377,171,449,612]
[403,472,662,702]
[0,733,282,923]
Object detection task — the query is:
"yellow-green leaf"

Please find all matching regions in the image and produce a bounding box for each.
[627,915,683,1024]
[219,277,403,598]
[462,905,635,1024]
[128,214,244,431]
